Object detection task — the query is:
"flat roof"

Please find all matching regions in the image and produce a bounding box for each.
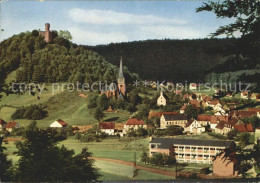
[150,137,234,149]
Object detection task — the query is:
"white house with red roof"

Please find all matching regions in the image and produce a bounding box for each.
[99,122,116,135]
[189,83,197,90]
[6,121,20,132]
[124,118,147,131]
[50,119,68,128]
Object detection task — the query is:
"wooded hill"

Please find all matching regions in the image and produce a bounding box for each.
[0,31,138,85]
[87,38,259,87]
[86,39,240,82]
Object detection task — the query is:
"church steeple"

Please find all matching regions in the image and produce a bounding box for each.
[118,57,124,79]
[117,57,126,98]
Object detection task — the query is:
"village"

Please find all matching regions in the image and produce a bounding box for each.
[0,0,259,181]
[1,57,260,180]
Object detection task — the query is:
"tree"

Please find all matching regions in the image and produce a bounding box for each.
[165,126,183,136]
[227,129,238,140]
[94,107,105,122]
[196,0,260,38]
[15,122,100,181]
[0,137,13,181]
[237,133,251,147]
[87,94,98,110]
[58,30,73,41]
[99,94,109,111]
[135,104,150,120]
[149,153,164,167]
[136,127,148,137]
[128,90,142,107]
[184,105,198,120]
[140,151,149,164]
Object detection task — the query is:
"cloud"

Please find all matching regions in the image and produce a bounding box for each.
[68,8,187,25]
[69,27,128,45]
[140,25,203,39]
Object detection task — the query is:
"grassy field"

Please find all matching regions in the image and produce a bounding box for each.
[0,84,130,128]
[96,160,173,181]
[59,137,149,162]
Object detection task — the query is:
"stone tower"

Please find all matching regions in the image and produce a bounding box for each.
[118,57,126,98]
[44,23,52,43]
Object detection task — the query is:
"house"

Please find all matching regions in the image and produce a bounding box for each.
[240,91,249,99]
[197,115,211,126]
[215,118,243,135]
[213,153,238,177]
[234,123,254,133]
[149,137,235,164]
[255,128,260,145]
[250,93,260,100]
[207,100,221,108]
[189,100,201,108]
[185,119,205,134]
[160,114,188,129]
[157,91,167,106]
[0,118,7,131]
[148,111,178,119]
[99,122,115,135]
[230,110,258,118]
[124,118,147,131]
[6,121,20,132]
[189,83,197,90]
[50,119,68,128]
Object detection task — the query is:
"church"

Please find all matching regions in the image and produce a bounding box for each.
[101,58,126,99]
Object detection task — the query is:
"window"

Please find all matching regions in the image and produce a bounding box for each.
[151,144,156,149]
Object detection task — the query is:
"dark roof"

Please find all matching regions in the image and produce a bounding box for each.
[150,137,234,149]
[163,114,187,121]
[0,118,7,125]
[118,58,124,79]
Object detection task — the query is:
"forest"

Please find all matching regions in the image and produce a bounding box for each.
[87,37,259,86]
[0,31,138,85]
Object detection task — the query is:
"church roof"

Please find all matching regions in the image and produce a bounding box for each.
[118,57,124,79]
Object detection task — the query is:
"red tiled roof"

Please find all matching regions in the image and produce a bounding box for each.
[99,122,115,129]
[57,119,68,126]
[6,121,19,129]
[180,104,187,110]
[148,111,178,119]
[197,115,212,121]
[209,100,220,105]
[0,118,7,125]
[234,124,254,132]
[125,118,146,125]
[215,122,225,130]
[247,108,260,112]
[231,110,257,118]
[189,100,201,108]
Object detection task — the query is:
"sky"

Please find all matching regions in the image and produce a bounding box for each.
[0,1,236,46]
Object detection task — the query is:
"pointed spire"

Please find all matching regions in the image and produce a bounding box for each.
[118,57,124,78]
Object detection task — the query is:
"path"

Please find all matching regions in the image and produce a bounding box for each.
[90,157,238,179]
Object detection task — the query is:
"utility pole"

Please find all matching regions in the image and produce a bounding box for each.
[133,151,137,177]
[175,162,178,179]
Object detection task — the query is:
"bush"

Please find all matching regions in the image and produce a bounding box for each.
[11,105,47,120]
